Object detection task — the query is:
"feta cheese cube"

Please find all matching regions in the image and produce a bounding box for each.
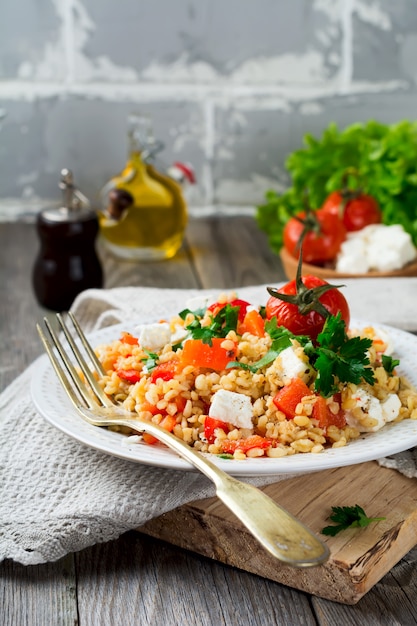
[336,224,416,274]
[336,237,369,274]
[135,322,171,352]
[345,388,401,432]
[170,324,189,344]
[381,394,401,423]
[366,224,416,272]
[121,435,142,447]
[266,345,311,385]
[185,295,215,312]
[373,327,394,356]
[209,389,254,430]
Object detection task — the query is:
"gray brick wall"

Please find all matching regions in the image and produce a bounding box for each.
[1,0,417,217]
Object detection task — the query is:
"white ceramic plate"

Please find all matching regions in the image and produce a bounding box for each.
[31,320,417,477]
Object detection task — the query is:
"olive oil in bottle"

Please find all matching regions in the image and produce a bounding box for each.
[99,114,188,261]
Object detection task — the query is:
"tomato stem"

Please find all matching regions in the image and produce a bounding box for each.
[268,244,344,319]
[294,200,321,249]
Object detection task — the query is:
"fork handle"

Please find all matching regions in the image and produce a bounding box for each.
[112,416,329,567]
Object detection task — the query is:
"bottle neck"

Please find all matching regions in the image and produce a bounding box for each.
[124,149,149,183]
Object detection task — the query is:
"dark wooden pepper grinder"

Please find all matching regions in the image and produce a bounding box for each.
[32,169,103,312]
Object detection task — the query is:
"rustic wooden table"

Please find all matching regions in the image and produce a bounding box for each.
[2,216,417,626]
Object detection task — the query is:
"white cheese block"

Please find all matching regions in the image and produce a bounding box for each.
[185,295,215,311]
[336,237,369,273]
[345,388,401,432]
[266,345,311,385]
[170,324,189,344]
[336,224,416,273]
[209,389,254,430]
[135,322,171,352]
[366,224,416,272]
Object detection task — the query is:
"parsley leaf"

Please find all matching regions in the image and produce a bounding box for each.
[305,313,375,397]
[184,304,240,346]
[382,354,400,374]
[227,335,292,373]
[264,317,309,346]
[179,307,206,320]
[228,317,305,373]
[141,350,159,372]
[321,505,385,536]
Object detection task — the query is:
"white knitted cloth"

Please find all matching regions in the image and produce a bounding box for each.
[1,280,417,565]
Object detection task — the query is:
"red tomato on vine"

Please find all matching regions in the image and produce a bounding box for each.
[283,208,346,265]
[321,190,381,232]
[266,274,350,342]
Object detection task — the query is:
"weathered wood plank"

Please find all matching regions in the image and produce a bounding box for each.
[137,462,417,604]
[101,239,201,290]
[186,215,286,288]
[75,531,316,626]
[0,555,78,626]
[312,549,417,626]
[0,223,49,389]
[102,214,286,292]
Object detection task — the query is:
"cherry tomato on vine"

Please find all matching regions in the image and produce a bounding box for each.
[321,190,381,232]
[265,275,350,341]
[283,208,346,265]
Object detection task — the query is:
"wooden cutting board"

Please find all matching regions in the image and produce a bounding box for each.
[137,461,417,604]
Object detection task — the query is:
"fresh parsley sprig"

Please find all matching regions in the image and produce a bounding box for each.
[179,304,240,346]
[305,314,376,397]
[321,505,385,536]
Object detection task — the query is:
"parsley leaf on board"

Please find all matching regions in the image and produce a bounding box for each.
[321,505,386,536]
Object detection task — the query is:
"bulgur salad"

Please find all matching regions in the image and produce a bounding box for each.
[94,292,417,461]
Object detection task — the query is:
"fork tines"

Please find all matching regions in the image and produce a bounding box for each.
[36,314,113,411]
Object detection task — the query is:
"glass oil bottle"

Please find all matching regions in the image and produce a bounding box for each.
[99,114,191,261]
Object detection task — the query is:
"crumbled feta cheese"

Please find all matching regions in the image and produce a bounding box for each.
[336,237,369,274]
[209,389,254,430]
[185,295,215,311]
[121,435,142,447]
[381,394,401,423]
[345,388,401,432]
[135,322,171,351]
[373,327,394,356]
[366,224,416,271]
[266,345,311,385]
[336,224,416,273]
[170,324,189,344]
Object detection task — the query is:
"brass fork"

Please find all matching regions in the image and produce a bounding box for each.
[36,313,329,567]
